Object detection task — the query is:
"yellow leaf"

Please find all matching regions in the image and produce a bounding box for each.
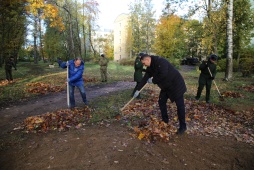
[138,133,145,140]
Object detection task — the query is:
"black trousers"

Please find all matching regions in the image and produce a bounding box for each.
[196,81,212,102]
[5,69,13,81]
[158,90,186,129]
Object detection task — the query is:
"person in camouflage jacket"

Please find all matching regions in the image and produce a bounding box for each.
[5,56,17,81]
[131,53,145,99]
[195,54,218,103]
[99,54,109,82]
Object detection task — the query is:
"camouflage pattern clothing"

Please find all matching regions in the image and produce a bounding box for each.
[99,55,109,82]
[5,57,16,81]
[132,56,144,98]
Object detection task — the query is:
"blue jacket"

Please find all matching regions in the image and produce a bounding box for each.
[61,59,85,86]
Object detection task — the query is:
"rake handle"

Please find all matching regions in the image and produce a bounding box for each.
[120,83,148,111]
[207,67,222,97]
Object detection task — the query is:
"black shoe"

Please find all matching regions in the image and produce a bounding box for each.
[206,100,210,104]
[176,127,187,135]
[195,97,199,101]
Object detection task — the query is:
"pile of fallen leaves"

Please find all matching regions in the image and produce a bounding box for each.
[26,82,64,94]
[83,77,97,82]
[237,84,254,93]
[20,107,92,133]
[122,87,254,145]
[221,91,244,98]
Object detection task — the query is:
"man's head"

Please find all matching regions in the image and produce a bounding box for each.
[101,54,105,57]
[74,57,82,67]
[138,52,144,58]
[209,54,218,63]
[140,54,151,67]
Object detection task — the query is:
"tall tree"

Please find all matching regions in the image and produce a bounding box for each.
[0,0,27,66]
[153,15,186,58]
[128,0,156,55]
[224,0,233,80]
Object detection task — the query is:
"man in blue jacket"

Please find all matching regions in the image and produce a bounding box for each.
[133,54,187,135]
[61,57,88,108]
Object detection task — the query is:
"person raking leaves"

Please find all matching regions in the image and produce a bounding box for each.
[133,54,187,135]
[195,54,218,103]
[61,57,88,109]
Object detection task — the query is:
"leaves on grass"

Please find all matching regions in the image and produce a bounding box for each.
[221,91,244,98]
[237,84,254,93]
[83,77,97,82]
[0,79,22,86]
[26,82,64,94]
[122,87,254,145]
[20,107,92,133]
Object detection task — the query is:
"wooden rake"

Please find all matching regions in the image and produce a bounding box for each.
[120,83,148,112]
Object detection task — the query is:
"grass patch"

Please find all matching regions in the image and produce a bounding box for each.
[0,61,134,107]
[89,89,132,122]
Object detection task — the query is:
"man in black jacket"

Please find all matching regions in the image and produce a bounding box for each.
[133,54,187,134]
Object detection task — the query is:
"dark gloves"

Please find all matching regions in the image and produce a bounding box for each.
[210,76,214,80]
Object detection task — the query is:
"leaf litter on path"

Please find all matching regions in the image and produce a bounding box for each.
[18,107,92,133]
[121,85,254,145]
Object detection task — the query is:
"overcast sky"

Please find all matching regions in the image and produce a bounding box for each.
[96,0,165,30]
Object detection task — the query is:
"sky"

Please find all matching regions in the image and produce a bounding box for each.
[95,0,165,30]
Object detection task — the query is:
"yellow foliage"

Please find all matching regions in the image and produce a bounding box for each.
[26,0,65,31]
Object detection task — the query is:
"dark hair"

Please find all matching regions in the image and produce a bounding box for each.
[101,54,105,57]
[75,57,82,60]
[210,54,218,61]
[140,54,150,60]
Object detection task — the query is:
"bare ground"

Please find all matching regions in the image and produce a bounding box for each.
[0,68,254,170]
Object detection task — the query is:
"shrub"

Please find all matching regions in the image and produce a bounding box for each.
[239,57,254,77]
[119,58,135,66]
[217,59,238,72]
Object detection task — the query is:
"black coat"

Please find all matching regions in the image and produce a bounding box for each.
[137,56,187,102]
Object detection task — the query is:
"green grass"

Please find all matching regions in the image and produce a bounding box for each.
[0,61,134,106]
[180,65,254,111]
[1,61,253,120]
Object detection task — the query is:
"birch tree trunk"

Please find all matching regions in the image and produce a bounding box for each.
[225,0,233,81]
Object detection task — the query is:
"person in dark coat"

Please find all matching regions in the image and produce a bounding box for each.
[61,57,88,108]
[195,54,217,103]
[133,54,187,134]
[5,56,17,81]
[131,53,145,99]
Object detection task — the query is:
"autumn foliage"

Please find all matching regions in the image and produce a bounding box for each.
[122,86,254,145]
[22,107,92,133]
[26,82,64,94]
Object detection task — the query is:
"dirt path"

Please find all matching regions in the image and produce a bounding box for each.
[1,67,254,170]
[0,81,135,135]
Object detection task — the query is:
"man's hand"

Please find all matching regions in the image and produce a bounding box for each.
[15,68,17,70]
[210,76,214,80]
[147,77,153,84]
[133,90,140,98]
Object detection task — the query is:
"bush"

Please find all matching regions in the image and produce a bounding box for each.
[119,58,135,66]
[239,57,254,77]
[217,59,226,72]
[217,58,238,72]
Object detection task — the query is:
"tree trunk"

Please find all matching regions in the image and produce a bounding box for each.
[38,11,45,63]
[34,17,38,64]
[224,0,233,81]
[75,0,82,58]
[82,0,87,58]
